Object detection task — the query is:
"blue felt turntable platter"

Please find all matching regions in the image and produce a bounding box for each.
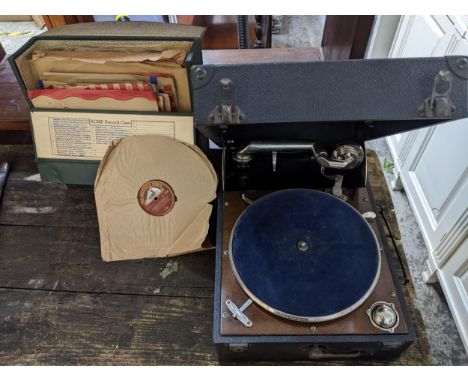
[229,189,381,322]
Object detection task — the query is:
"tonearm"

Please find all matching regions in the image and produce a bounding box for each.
[233,141,364,172]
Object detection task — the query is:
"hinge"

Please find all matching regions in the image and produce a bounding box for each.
[418,69,455,118]
[208,78,245,124]
[446,56,468,79]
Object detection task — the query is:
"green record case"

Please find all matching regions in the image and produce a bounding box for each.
[9,21,205,185]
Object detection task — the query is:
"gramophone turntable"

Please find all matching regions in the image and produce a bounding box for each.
[190,56,468,361]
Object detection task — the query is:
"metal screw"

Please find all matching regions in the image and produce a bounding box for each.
[195,67,206,80]
[438,69,451,80]
[222,312,230,319]
[363,197,369,202]
[225,202,229,206]
[390,291,396,298]
[297,241,309,252]
[457,57,468,69]
[223,250,230,256]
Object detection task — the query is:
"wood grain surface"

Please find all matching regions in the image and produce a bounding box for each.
[0,145,431,365]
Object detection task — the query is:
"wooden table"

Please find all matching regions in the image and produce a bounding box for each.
[0,146,431,365]
[0,48,430,365]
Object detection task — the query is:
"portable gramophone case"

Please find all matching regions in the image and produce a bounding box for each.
[189,56,468,361]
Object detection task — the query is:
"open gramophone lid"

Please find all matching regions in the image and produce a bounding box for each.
[229,189,381,322]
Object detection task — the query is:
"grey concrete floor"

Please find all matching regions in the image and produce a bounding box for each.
[366,138,468,365]
[0,21,44,54]
[272,15,325,48]
[1,17,467,365]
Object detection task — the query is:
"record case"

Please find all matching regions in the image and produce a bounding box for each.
[9,22,205,184]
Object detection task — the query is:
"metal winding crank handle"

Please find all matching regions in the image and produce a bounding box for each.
[225,298,253,327]
[241,194,254,205]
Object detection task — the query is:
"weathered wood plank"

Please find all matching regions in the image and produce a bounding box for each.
[0,179,97,227]
[0,287,429,366]
[0,145,96,228]
[366,151,409,284]
[0,145,215,298]
[0,145,94,226]
[0,288,217,365]
[0,147,431,365]
[0,145,37,180]
[0,225,215,298]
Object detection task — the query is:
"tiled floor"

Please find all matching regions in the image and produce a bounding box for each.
[0,17,466,364]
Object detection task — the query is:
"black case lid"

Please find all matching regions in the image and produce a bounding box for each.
[191,56,468,142]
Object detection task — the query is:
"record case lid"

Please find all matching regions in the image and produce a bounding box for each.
[39,21,205,41]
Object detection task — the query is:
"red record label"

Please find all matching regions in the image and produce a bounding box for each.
[137,180,176,216]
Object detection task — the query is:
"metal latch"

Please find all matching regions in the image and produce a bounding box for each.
[418,69,455,118]
[228,343,249,353]
[306,346,361,359]
[208,78,245,124]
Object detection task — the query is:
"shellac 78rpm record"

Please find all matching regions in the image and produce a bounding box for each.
[94,135,217,261]
[137,179,176,216]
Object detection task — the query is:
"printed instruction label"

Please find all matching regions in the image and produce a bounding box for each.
[32,111,194,161]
